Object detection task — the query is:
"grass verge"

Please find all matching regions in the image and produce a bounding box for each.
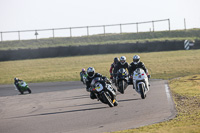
[111,75,200,133]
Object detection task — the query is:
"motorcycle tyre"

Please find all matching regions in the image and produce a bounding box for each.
[27,88,32,94]
[102,92,114,107]
[139,84,146,99]
[119,80,124,94]
[20,90,24,95]
[114,100,118,106]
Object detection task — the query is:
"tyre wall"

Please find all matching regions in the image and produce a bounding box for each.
[0,40,199,61]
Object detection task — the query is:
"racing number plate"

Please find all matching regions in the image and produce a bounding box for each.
[95,83,103,92]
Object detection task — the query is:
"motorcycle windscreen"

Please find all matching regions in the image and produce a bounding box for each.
[20,82,27,87]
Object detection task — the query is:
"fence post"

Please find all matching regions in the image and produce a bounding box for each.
[136,23,138,33]
[1,32,2,42]
[152,21,154,32]
[184,18,186,30]
[87,26,89,36]
[18,31,20,41]
[52,29,55,38]
[70,27,72,37]
[103,25,106,36]
[168,19,170,31]
[35,30,38,40]
[120,24,122,34]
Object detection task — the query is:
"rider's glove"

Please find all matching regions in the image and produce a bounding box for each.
[86,87,92,92]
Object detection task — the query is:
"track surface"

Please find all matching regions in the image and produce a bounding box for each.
[0,80,176,133]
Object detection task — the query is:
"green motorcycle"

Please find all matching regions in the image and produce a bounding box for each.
[15,80,32,94]
[82,74,88,84]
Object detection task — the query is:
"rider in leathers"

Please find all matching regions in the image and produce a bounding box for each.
[80,68,87,82]
[113,56,129,75]
[129,55,149,86]
[14,78,22,91]
[113,56,130,85]
[109,57,119,79]
[86,67,116,101]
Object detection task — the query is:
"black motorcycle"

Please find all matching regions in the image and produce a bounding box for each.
[115,68,129,94]
[90,77,118,107]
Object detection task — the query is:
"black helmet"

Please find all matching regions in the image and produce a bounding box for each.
[114,57,119,64]
[87,67,95,78]
[133,55,140,65]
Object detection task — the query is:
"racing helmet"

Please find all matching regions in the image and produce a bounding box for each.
[120,56,126,65]
[114,57,119,64]
[87,67,95,78]
[82,68,86,72]
[14,77,19,81]
[133,55,140,65]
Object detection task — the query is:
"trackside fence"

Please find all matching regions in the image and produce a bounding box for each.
[0,19,170,42]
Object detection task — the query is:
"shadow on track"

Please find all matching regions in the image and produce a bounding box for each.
[50,97,141,110]
[50,94,89,102]
[118,98,141,102]
[6,106,108,119]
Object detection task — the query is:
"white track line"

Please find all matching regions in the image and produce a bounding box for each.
[165,84,171,103]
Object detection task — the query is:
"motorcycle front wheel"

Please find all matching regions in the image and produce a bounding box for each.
[139,84,146,99]
[102,92,114,107]
[119,80,124,94]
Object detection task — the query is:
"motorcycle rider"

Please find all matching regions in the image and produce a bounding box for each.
[80,68,87,82]
[14,78,22,91]
[109,57,119,79]
[114,56,129,74]
[129,55,149,87]
[113,56,130,84]
[86,67,117,101]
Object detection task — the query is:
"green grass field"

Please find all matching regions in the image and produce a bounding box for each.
[0,49,199,133]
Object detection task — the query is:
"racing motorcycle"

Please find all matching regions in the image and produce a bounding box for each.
[90,77,118,107]
[115,68,129,94]
[132,68,150,99]
[82,73,88,84]
[14,80,32,94]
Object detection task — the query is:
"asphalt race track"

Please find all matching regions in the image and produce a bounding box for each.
[0,80,176,133]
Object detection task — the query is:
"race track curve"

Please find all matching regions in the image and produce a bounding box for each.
[0,79,176,133]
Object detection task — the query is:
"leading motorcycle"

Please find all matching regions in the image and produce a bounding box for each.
[132,68,150,99]
[90,77,118,107]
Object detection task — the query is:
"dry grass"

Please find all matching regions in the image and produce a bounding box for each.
[0,49,200,84]
[111,75,200,133]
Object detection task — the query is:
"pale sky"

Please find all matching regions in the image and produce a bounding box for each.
[0,0,200,40]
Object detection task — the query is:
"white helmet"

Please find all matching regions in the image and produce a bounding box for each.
[120,56,126,65]
[87,67,95,78]
[133,55,140,65]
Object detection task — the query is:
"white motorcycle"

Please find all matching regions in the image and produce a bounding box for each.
[132,68,150,99]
